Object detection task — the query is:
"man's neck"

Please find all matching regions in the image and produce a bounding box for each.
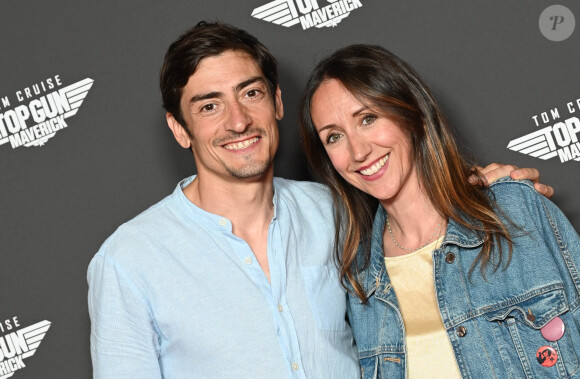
[183,169,276,281]
[183,169,275,232]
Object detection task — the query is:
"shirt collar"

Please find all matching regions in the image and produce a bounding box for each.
[173,175,279,231]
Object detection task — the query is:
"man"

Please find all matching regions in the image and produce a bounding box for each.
[87,21,552,378]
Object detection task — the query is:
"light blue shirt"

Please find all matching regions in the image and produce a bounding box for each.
[88,175,359,378]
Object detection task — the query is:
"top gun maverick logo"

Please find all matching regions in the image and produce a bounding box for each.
[0,75,93,149]
[252,0,363,30]
[0,317,51,378]
[508,97,580,163]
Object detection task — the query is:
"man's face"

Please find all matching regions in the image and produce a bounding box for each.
[168,50,283,181]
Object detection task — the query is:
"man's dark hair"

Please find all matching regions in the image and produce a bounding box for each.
[160,21,279,127]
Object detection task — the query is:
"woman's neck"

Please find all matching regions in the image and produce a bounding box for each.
[380,182,445,257]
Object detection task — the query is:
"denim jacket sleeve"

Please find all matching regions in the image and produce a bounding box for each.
[491,178,580,308]
[477,179,580,377]
[539,189,580,299]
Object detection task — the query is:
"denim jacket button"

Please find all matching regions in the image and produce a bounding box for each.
[445,252,456,263]
[456,326,467,337]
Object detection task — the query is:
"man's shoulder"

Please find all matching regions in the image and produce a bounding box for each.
[273,177,331,200]
[93,190,179,262]
[273,177,334,225]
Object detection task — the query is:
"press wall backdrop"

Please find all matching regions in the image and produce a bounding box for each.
[1,1,578,377]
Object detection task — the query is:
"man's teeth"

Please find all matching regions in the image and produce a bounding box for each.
[224,137,259,150]
[360,155,389,176]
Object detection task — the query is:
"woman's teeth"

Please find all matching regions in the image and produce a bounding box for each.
[360,155,389,176]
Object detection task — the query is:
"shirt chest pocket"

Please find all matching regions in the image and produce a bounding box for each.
[300,265,348,332]
[484,285,580,377]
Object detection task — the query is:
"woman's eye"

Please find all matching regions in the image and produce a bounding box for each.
[327,133,342,144]
[362,115,376,125]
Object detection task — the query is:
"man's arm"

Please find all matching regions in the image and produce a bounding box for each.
[88,252,162,379]
[469,163,555,198]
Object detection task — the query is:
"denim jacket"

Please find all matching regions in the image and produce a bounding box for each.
[347,178,580,378]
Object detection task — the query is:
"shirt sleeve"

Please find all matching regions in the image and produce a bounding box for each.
[88,250,162,379]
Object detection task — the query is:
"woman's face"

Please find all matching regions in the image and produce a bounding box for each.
[310,79,417,203]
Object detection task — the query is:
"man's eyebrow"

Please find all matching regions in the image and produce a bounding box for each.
[188,77,267,105]
[189,91,222,104]
[235,76,267,92]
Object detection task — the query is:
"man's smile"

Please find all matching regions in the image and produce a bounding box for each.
[222,136,260,150]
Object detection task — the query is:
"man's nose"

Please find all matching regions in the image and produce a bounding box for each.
[225,101,252,133]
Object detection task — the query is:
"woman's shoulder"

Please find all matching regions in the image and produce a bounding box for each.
[486,177,547,222]
[488,177,541,201]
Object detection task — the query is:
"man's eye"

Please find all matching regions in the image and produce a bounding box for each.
[362,115,376,125]
[245,89,264,99]
[201,104,215,112]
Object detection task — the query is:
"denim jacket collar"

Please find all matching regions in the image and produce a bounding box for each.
[358,204,485,299]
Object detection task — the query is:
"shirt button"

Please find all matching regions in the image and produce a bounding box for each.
[278,304,284,312]
[292,363,299,371]
[219,218,227,226]
[445,252,456,263]
[456,326,467,337]
[244,257,253,265]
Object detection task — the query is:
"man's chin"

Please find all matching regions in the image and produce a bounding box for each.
[226,161,273,180]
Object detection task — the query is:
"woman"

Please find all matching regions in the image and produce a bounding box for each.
[300,45,580,378]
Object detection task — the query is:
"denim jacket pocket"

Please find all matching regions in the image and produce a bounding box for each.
[484,285,580,377]
[359,356,378,379]
[358,353,405,379]
[301,265,348,331]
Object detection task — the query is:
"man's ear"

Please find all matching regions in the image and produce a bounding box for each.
[274,86,284,121]
[166,113,192,149]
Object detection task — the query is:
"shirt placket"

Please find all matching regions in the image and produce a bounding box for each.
[268,217,306,378]
[220,213,306,378]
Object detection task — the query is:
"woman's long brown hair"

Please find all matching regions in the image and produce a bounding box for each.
[299,45,513,302]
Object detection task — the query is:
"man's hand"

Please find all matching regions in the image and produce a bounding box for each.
[468,163,554,199]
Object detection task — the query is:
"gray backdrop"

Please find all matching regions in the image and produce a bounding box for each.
[0,1,578,377]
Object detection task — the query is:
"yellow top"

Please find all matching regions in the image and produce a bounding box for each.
[384,237,461,378]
